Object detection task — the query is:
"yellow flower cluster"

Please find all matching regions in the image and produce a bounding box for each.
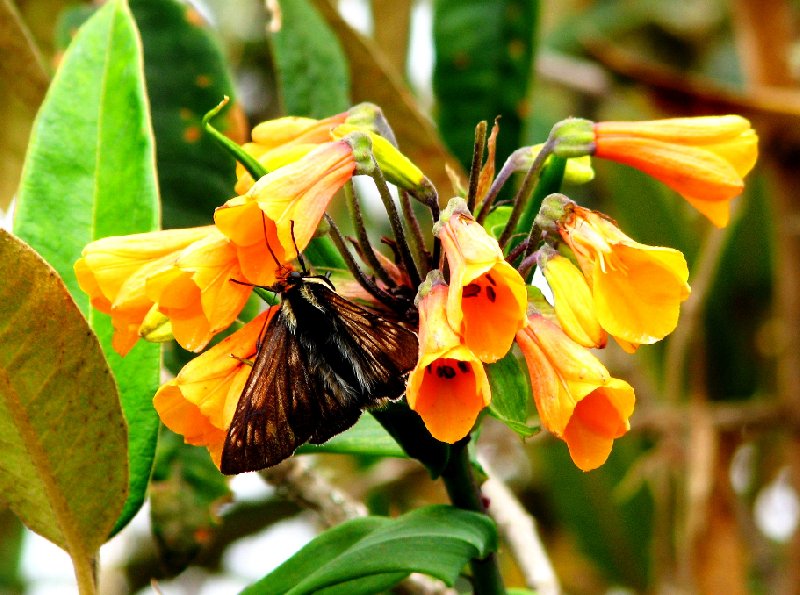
[74,108,757,472]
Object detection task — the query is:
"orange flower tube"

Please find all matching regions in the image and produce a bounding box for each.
[407,281,491,443]
[436,199,527,363]
[154,309,275,467]
[594,115,757,227]
[215,140,356,283]
[516,315,635,471]
[554,200,690,350]
[540,251,607,349]
[235,112,348,193]
[75,226,257,355]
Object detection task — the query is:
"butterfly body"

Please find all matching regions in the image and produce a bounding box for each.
[221,271,418,474]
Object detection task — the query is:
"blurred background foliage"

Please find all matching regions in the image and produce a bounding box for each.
[3,0,800,593]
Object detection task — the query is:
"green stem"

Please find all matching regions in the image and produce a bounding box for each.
[368,161,422,288]
[515,155,567,243]
[467,121,488,213]
[497,137,555,250]
[344,181,394,287]
[202,96,267,182]
[441,438,506,595]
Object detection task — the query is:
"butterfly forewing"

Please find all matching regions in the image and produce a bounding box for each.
[220,275,418,474]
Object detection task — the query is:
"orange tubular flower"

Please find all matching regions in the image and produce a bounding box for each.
[557,201,690,350]
[75,226,257,355]
[540,251,607,349]
[516,315,635,471]
[407,282,491,443]
[154,309,274,467]
[235,112,348,194]
[215,140,356,283]
[437,200,527,363]
[594,115,758,227]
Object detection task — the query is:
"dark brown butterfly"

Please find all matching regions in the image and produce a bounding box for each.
[220,268,418,474]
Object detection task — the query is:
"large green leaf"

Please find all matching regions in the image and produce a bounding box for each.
[271,0,350,118]
[433,0,539,170]
[13,0,160,536]
[129,0,239,228]
[242,505,497,595]
[0,230,128,572]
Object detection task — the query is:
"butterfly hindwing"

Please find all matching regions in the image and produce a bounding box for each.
[221,275,418,474]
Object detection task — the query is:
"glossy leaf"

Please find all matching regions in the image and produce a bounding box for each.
[271,0,350,118]
[487,349,538,437]
[433,0,539,169]
[13,0,160,536]
[129,0,241,228]
[0,229,128,560]
[297,412,406,458]
[242,505,497,595]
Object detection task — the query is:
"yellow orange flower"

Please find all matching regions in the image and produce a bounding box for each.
[594,115,758,227]
[556,201,690,350]
[407,282,491,443]
[235,112,348,193]
[516,315,635,471]
[539,252,607,349]
[436,199,527,363]
[215,141,356,281]
[75,226,259,355]
[153,309,274,466]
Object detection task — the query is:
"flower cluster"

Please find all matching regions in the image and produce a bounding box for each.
[75,104,757,472]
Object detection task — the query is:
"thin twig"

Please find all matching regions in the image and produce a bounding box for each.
[480,459,561,595]
[260,458,455,594]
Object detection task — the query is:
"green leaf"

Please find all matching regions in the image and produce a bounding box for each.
[243,505,497,595]
[297,412,406,458]
[487,349,538,437]
[271,0,350,118]
[129,0,239,228]
[433,0,539,170]
[0,230,128,565]
[13,0,161,536]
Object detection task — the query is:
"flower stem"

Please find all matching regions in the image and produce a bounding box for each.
[498,137,555,251]
[368,161,422,288]
[441,438,506,595]
[202,96,267,182]
[467,121,488,213]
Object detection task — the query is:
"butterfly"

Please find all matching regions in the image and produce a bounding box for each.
[220,266,419,474]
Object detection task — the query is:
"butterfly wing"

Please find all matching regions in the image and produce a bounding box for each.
[221,279,419,474]
[220,308,318,474]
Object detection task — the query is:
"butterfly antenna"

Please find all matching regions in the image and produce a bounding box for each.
[260,211,282,270]
[289,220,308,274]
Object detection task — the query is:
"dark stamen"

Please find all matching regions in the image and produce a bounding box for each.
[457,361,469,373]
[463,283,481,298]
[485,273,497,286]
[437,365,456,379]
[486,285,497,302]
[426,364,433,374]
